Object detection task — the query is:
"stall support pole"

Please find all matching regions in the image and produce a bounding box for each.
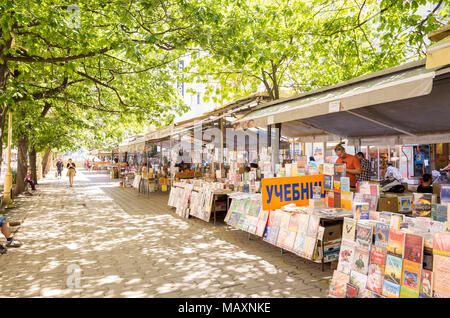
[220,118,224,167]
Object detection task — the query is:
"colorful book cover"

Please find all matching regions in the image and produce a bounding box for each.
[404,233,424,263]
[324,175,333,191]
[337,239,356,275]
[294,232,307,255]
[433,232,450,256]
[398,196,413,212]
[385,254,403,285]
[345,283,358,298]
[354,202,370,220]
[329,270,349,298]
[334,191,341,208]
[387,229,405,258]
[326,191,334,208]
[333,180,341,193]
[342,217,356,242]
[363,194,378,212]
[375,222,389,248]
[350,270,368,290]
[340,177,350,193]
[379,212,392,225]
[382,280,401,298]
[334,163,346,181]
[341,192,353,210]
[370,245,387,267]
[356,223,373,250]
[441,184,450,203]
[419,269,433,298]
[433,254,450,297]
[366,270,384,294]
[323,163,335,176]
[352,247,370,274]
[401,259,421,292]
[288,214,299,232]
[400,286,419,298]
[412,193,433,217]
[255,210,269,237]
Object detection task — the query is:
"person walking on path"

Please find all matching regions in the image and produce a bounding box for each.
[66,158,77,187]
[56,158,64,178]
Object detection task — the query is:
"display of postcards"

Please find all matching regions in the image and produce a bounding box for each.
[356,223,373,250]
[433,232,450,256]
[337,239,356,275]
[302,236,317,259]
[358,288,372,298]
[342,217,357,242]
[433,204,448,222]
[382,280,401,298]
[400,286,419,298]
[326,191,334,208]
[334,163,346,181]
[412,193,433,217]
[255,210,269,237]
[334,191,341,209]
[387,229,405,257]
[401,259,421,292]
[385,254,403,285]
[340,177,350,193]
[350,270,368,290]
[328,270,350,298]
[374,222,389,248]
[352,247,370,274]
[354,202,369,220]
[345,283,358,298]
[306,215,320,238]
[441,184,450,203]
[324,175,333,191]
[333,181,341,193]
[379,211,392,225]
[323,163,335,176]
[398,196,413,212]
[419,269,433,298]
[366,270,384,294]
[370,245,387,267]
[404,233,424,264]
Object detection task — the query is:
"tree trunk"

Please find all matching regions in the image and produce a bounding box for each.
[0,106,9,177]
[15,132,29,195]
[42,150,52,177]
[29,147,38,185]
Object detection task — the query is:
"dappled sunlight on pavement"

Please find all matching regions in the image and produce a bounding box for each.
[0,169,332,297]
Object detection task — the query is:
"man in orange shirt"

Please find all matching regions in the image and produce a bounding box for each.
[334,143,361,188]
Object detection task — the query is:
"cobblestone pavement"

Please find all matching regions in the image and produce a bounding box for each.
[0,169,332,297]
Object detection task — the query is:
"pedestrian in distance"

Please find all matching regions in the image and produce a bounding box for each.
[56,158,64,178]
[66,158,77,187]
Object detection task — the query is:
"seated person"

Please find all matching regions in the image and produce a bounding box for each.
[417,173,433,193]
[26,167,36,191]
[0,216,22,254]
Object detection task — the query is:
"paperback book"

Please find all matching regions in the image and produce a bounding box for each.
[356,223,373,250]
[404,233,424,263]
[387,229,405,258]
[324,175,333,191]
[419,269,433,298]
[401,259,421,292]
[334,163,346,181]
[354,202,370,220]
[433,232,450,256]
[340,177,350,193]
[366,270,384,294]
[433,254,450,297]
[337,239,355,275]
[412,193,433,217]
[350,270,368,290]
[342,217,357,242]
[374,222,389,248]
[400,286,419,298]
[345,283,358,298]
[385,254,403,285]
[352,247,370,274]
[329,270,350,298]
[382,280,401,298]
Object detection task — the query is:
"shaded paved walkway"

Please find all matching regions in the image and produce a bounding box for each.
[0,169,332,297]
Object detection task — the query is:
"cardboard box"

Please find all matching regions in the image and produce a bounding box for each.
[323,224,342,243]
[378,197,399,212]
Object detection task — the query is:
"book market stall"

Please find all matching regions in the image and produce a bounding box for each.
[118,135,145,188]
